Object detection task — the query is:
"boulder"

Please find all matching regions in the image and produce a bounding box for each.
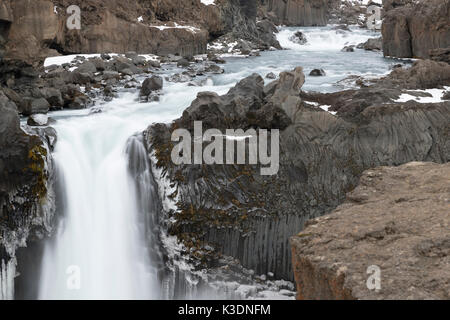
[140,76,163,98]
[75,61,97,74]
[27,113,49,126]
[341,46,355,52]
[289,31,307,45]
[21,97,50,116]
[40,87,63,109]
[357,37,382,51]
[291,162,450,300]
[309,69,326,76]
[256,20,282,50]
[177,58,190,68]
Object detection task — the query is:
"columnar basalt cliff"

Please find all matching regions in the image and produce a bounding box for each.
[263,0,328,26]
[144,63,450,281]
[291,162,450,300]
[382,0,450,59]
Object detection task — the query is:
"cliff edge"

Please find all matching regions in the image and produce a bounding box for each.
[291,162,450,300]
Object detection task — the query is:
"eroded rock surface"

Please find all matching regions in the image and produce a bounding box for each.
[0,0,280,65]
[382,0,450,59]
[0,90,55,299]
[144,66,450,281]
[263,0,328,26]
[291,162,450,300]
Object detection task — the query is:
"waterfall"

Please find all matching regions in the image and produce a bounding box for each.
[37,111,160,300]
[0,257,16,300]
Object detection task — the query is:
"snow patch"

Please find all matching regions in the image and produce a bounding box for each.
[395,87,450,104]
[201,0,216,5]
[149,23,200,33]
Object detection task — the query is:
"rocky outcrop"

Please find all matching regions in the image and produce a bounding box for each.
[0,90,55,299]
[291,162,450,300]
[264,0,328,26]
[357,37,382,52]
[144,64,450,281]
[382,0,450,59]
[0,0,13,60]
[1,0,279,66]
[327,0,375,26]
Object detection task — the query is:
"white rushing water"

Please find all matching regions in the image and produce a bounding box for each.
[36,26,396,299]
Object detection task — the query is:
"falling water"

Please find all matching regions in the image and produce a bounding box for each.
[37,106,160,299]
[32,25,396,299]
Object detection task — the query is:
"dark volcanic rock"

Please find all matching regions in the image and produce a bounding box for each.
[21,97,50,116]
[341,46,355,52]
[291,162,450,300]
[289,31,307,45]
[376,59,450,89]
[357,37,382,51]
[140,76,163,98]
[309,69,326,76]
[0,90,55,298]
[143,66,450,280]
[382,0,450,59]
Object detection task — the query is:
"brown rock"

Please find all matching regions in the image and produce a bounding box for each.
[382,0,450,59]
[430,47,450,65]
[4,0,60,65]
[265,0,328,26]
[291,162,450,300]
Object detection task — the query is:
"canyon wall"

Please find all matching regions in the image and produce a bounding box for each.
[382,0,450,59]
[0,0,264,66]
[291,162,450,300]
[264,0,328,26]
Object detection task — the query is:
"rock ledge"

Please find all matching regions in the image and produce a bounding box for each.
[291,162,450,300]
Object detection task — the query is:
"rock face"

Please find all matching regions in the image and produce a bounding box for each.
[291,162,450,300]
[382,0,450,59]
[0,90,55,299]
[144,65,450,281]
[264,0,328,26]
[0,0,13,59]
[1,0,278,65]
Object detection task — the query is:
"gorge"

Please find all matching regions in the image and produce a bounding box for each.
[1,0,449,300]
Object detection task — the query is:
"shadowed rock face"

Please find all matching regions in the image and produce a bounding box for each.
[0,90,55,288]
[0,0,13,60]
[291,162,450,300]
[382,0,450,59]
[265,0,328,26]
[143,66,450,280]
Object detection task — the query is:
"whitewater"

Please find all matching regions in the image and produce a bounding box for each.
[35,26,399,299]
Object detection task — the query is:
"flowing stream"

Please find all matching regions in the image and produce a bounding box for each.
[35,26,398,299]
